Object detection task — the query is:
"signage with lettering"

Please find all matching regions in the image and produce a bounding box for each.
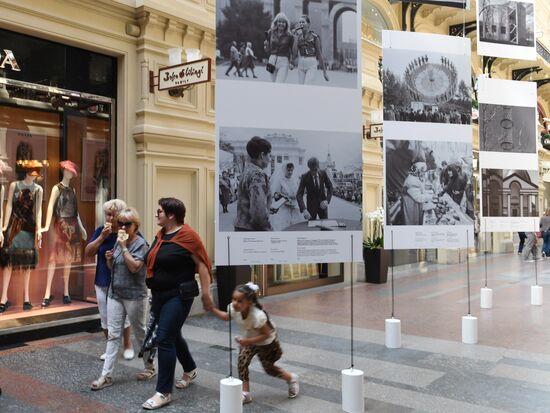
[158,58,211,91]
[0,49,20,71]
[369,124,383,138]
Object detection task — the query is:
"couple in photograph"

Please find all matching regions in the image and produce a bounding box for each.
[264,13,329,84]
[233,137,332,231]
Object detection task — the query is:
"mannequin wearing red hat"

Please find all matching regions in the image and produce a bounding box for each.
[0,160,44,312]
[40,160,87,306]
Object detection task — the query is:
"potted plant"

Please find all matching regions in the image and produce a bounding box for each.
[362,207,390,284]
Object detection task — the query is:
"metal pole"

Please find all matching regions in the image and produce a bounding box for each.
[350,234,354,369]
[466,229,471,315]
[484,232,488,288]
[391,230,395,319]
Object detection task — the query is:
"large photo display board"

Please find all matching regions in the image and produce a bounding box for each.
[478,77,539,232]
[215,0,362,265]
[382,31,474,249]
[477,0,536,61]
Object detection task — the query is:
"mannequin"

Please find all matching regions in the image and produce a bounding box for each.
[41,160,87,306]
[0,160,44,312]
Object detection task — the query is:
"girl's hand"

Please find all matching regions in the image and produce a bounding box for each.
[235,336,249,346]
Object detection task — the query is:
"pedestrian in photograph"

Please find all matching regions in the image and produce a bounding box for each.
[242,42,258,78]
[540,209,550,257]
[270,161,301,230]
[219,171,232,213]
[264,13,295,83]
[225,41,243,77]
[210,282,299,404]
[402,161,435,225]
[295,14,328,84]
[234,137,273,231]
[296,157,333,220]
[91,207,155,390]
[142,197,214,410]
[84,199,134,361]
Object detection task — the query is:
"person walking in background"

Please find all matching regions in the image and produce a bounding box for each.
[225,41,242,77]
[234,137,273,231]
[522,232,539,261]
[85,199,134,361]
[142,198,214,410]
[242,42,258,78]
[295,15,328,84]
[91,208,155,390]
[518,232,527,254]
[540,209,550,257]
[296,157,333,221]
[219,171,232,213]
[210,283,299,404]
[264,13,295,83]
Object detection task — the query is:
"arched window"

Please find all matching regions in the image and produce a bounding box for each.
[363,0,389,46]
[489,179,501,216]
[510,181,521,217]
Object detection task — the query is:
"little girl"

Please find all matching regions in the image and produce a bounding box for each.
[210,282,299,404]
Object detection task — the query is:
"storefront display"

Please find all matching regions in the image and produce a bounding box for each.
[0,29,115,326]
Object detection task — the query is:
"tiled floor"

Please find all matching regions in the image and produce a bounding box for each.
[2,251,550,412]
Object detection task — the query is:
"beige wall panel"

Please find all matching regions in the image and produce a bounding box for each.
[154,164,199,229]
[206,168,216,260]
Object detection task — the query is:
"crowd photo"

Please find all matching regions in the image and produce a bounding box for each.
[218,127,362,231]
[216,0,358,87]
[383,47,472,124]
[385,139,474,226]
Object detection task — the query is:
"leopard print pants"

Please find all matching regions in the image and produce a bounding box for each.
[238,338,283,382]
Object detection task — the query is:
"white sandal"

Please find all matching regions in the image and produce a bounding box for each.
[175,368,198,389]
[142,392,172,410]
[90,375,113,391]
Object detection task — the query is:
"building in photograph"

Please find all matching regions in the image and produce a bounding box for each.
[479,0,534,46]
[482,169,539,217]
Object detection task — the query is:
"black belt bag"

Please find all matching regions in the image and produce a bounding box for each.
[179,280,200,301]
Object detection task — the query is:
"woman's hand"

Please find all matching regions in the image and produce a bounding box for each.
[105,249,114,261]
[323,70,329,82]
[201,292,214,312]
[101,224,112,239]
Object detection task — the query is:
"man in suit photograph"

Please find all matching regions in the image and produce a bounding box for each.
[297,157,333,220]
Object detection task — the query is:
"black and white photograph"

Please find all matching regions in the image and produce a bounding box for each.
[477,0,536,60]
[478,0,534,47]
[385,139,474,227]
[382,48,471,124]
[218,126,362,232]
[479,103,536,153]
[389,0,469,9]
[482,169,538,217]
[216,0,358,88]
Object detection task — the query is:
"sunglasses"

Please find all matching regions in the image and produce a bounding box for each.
[117,221,133,227]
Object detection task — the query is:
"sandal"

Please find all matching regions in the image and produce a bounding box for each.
[288,373,299,399]
[90,376,113,391]
[137,367,157,381]
[142,392,171,410]
[175,368,198,389]
[41,296,54,307]
[242,392,253,404]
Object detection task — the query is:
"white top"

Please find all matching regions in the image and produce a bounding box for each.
[228,304,276,346]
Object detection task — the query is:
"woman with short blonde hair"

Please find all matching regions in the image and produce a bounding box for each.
[85,198,133,360]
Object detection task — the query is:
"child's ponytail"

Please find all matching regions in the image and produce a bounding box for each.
[236,282,275,330]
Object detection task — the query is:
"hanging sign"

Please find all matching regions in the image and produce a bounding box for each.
[157,58,211,90]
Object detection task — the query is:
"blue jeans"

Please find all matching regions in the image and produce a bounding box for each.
[151,290,196,393]
[544,231,550,256]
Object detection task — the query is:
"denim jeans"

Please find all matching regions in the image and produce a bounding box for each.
[543,231,550,256]
[151,290,196,393]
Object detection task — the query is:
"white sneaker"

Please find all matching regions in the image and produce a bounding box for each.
[123,348,135,360]
[100,353,106,361]
[288,373,299,398]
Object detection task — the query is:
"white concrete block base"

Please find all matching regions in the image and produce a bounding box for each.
[342,368,364,413]
[531,285,543,306]
[385,318,402,349]
[461,315,478,344]
[480,287,493,309]
[220,377,243,413]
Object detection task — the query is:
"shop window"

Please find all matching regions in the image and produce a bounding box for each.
[0,31,115,324]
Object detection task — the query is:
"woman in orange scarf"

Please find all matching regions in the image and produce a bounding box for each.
[142,197,214,410]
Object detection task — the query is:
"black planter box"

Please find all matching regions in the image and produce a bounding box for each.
[362,248,390,284]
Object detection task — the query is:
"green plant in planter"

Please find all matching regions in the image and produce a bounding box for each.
[363,207,384,250]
